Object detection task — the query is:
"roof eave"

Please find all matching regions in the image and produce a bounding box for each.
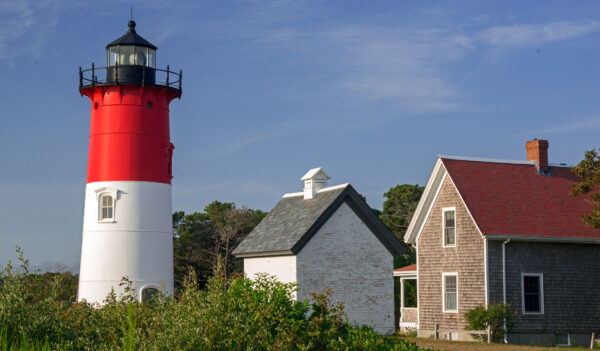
[484,234,600,244]
[232,249,294,258]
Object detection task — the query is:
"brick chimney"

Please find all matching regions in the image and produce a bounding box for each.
[526,139,549,172]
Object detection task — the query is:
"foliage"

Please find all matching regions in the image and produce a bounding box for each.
[403,279,417,308]
[572,149,600,228]
[381,184,423,331]
[382,184,422,270]
[0,250,426,350]
[172,201,266,291]
[464,303,514,343]
[381,184,424,240]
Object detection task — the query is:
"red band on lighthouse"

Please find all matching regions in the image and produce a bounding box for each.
[83,85,179,184]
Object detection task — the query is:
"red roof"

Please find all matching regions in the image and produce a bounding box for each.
[394,263,417,272]
[441,158,600,240]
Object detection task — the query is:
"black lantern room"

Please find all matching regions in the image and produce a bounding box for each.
[79,21,182,95]
[105,21,157,85]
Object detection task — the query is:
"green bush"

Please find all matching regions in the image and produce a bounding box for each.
[464,303,514,343]
[0,251,427,350]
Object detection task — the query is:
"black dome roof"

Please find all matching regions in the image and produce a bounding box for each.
[106,21,157,50]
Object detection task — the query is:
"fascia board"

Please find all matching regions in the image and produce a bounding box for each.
[485,234,600,244]
[404,158,446,245]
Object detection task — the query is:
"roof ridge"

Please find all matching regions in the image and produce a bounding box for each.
[317,183,349,193]
[440,155,535,165]
[282,183,349,198]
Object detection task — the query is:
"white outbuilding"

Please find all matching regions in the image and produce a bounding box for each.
[232,168,404,334]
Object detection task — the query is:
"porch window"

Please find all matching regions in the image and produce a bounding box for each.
[443,207,456,247]
[522,273,544,314]
[443,273,458,312]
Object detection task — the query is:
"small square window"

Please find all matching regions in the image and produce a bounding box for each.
[555,333,570,346]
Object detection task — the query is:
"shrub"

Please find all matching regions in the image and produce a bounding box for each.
[0,250,426,350]
[464,303,514,342]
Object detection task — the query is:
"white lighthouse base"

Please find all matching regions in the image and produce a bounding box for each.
[78,181,174,304]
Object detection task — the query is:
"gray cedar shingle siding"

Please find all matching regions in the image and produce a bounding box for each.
[417,175,486,331]
[487,240,600,334]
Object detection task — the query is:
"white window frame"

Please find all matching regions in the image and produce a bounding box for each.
[442,207,456,248]
[555,333,570,347]
[521,272,544,315]
[95,187,118,223]
[139,285,161,303]
[442,272,458,313]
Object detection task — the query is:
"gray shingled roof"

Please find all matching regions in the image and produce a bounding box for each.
[232,186,345,256]
[232,184,405,258]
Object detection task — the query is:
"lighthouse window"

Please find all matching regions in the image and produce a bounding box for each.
[99,194,114,221]
[141,287,160,304]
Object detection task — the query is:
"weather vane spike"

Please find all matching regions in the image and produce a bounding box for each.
[130,6,133,21]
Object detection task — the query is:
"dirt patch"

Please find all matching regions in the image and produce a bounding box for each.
[403,337,589,351]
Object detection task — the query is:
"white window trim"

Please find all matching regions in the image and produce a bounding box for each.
[442,272,458,313]
[555,333,571,347]
[442,207,457,248]
[521,272,544,315]
[95,187,118,223]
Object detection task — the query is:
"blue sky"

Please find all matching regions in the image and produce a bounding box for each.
[1,0,600,271]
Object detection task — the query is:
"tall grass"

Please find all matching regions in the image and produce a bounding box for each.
[0,250,425,350]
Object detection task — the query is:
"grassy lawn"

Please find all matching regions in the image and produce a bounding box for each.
[395,337,592,351]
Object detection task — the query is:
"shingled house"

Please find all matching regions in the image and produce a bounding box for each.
[402,140,600,346]
[232,168,404,334]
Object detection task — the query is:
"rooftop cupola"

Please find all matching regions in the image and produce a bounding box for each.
[301,167,330,199]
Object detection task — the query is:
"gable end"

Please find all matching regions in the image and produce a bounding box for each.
[291,185,405,256]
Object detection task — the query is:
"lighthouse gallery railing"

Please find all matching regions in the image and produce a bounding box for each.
[79,63,182,94]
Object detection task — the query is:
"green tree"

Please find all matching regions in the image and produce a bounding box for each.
[572,149,600,228]
[381,184,423,268]
[172,201,266,291]
[381,184,424,240]
[382,184,423,331]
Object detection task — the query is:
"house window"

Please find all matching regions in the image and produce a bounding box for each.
[522,273,544,314]
[99,194,114,221]
[442,207,456,247]
[555,333,570,346]
[141,287,160,304]
[442,273,458,312]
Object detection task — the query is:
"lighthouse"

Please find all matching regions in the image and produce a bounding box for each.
[77,21,182,303]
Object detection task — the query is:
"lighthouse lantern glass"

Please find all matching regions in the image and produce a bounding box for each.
[107,46,155,68]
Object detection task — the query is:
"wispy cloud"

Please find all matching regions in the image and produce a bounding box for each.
[327,27,471,110]
[476,21,600,48]
[531,117,600,135]
[0,0,73,60]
